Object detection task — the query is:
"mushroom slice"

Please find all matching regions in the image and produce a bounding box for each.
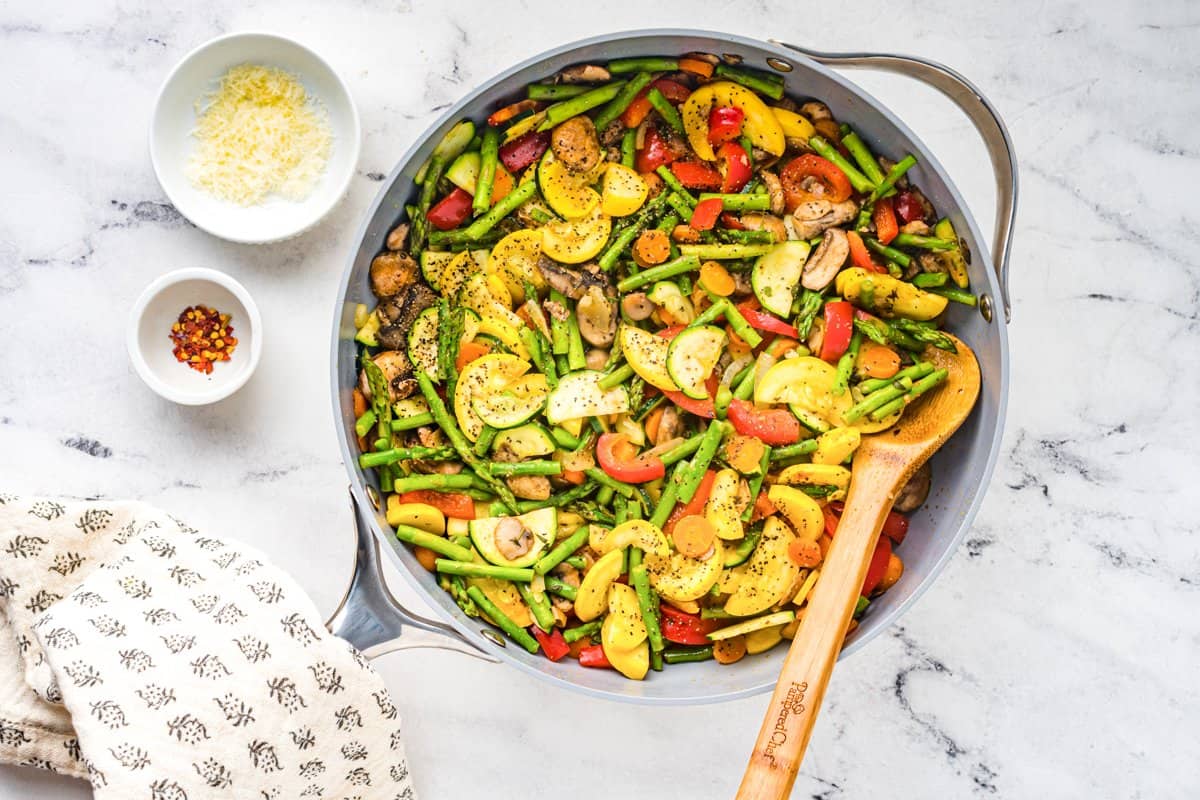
[537,257,610,300]
[799,101,833,121]
[494,517,535,561]
[791,199,858,239]
[801,228,850,291]
[758,170,785,215]
[551,116,602,174]
[893,462,932,513]
[621,292,656,321]
[371,350,417,401]
[558,64,611,84]
[577,285,617,347]
[370,251,419,297]
[739,213,787,242]
[507,475,552,501]
[377,284,438,350]
[386,222,410,252]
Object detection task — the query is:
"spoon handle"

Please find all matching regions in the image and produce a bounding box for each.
[736,459,899,799]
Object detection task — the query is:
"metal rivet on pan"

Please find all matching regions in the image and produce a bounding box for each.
[480,629,505,647]
[365,485,381,511]
[722,53,743,65]
[979,294,994,323]
[766,57,793,73]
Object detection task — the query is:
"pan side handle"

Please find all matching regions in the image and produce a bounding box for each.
[326,487,499,663]
[771,41,1017,323]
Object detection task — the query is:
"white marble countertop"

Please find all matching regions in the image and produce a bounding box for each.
[2,1,1197,797]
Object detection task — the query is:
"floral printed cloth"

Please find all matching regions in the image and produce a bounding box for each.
[0,495,416,799]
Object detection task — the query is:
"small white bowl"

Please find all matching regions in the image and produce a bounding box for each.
[150,32,360,244]
[128,268,263,405]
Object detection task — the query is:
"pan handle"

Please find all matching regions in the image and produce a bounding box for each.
[326,487,499,663]
[770,41,1016,323]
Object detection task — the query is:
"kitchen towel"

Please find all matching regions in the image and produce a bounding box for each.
[0,494,416,799]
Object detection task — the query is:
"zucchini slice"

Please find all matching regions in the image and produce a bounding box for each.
[665,326,725,400]
[419,250,454,293]
[545,370,630,425]
[406,307,442,382]
[752,241,810,317]
[469,507,557,568]
[491,423,556,459]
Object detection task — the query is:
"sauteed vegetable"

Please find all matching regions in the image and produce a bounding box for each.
[352,53,973,679]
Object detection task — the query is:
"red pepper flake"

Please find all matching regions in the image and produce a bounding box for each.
[169,305,238,374]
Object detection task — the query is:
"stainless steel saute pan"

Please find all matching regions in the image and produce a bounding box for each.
[327,30,1015,704]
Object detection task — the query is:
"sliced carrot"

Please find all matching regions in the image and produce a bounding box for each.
[643,405,666,444]
[671,224,701,243]
[724,434,765,475]
[352,388,368,417]
[878,552,904,591]
[788,538,822,568]
[726,324,751,358]
[490,167,514,203]
[750,491,776,523]
[713,635,747,664]
[817,533,833,560]
[356,434,368,453]
[487,98,539,126]
[679,57,715,79]
[765,336,800,358]
[413,546,439,572]
[672,514,716,559]
[856,341,901,379]
[456,340,491,372]
[699,261,735,297]
[567,636,592,658]
[632,229,671,267]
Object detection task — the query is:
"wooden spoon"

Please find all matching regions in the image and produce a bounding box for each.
[736,333,981,799]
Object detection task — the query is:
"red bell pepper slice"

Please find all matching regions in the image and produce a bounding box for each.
[397,490,476,520]
[578,644,612,669]
[531,627,570,662]
[873,196,899,245]
[780,153,853,211]
[664,469,717,533]
[735,301,799,338]
[819,301,854,362]
[498,131,550,173]
[661,390,716,419]
[707,105,745,147]
[826,502,908,545]
[623,78,692,128]
[635,127,679,174]
[717,141,752,193]
[720,212,746,230]
[862,536,892,595]
[894,190,925,224]
[689,197,724,231]
[659,604,722,645]
[726,399,802,446]
[669,160,723,190]
[846,230,885,272]
[426,187,473,231]
[596,432,666,484]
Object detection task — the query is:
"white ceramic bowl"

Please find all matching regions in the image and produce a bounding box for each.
[150,32,361,244]
[128,268,262,405]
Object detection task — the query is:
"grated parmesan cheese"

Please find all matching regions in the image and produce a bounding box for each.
[186,64,332,206]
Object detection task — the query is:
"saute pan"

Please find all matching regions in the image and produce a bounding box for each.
[327,30,1015,704]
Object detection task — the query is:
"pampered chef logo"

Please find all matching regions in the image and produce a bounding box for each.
[763,681,808,767]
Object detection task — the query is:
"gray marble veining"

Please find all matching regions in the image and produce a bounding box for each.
[1,1,1198,797]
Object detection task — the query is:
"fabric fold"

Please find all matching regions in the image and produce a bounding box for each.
[0,494,416,799]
